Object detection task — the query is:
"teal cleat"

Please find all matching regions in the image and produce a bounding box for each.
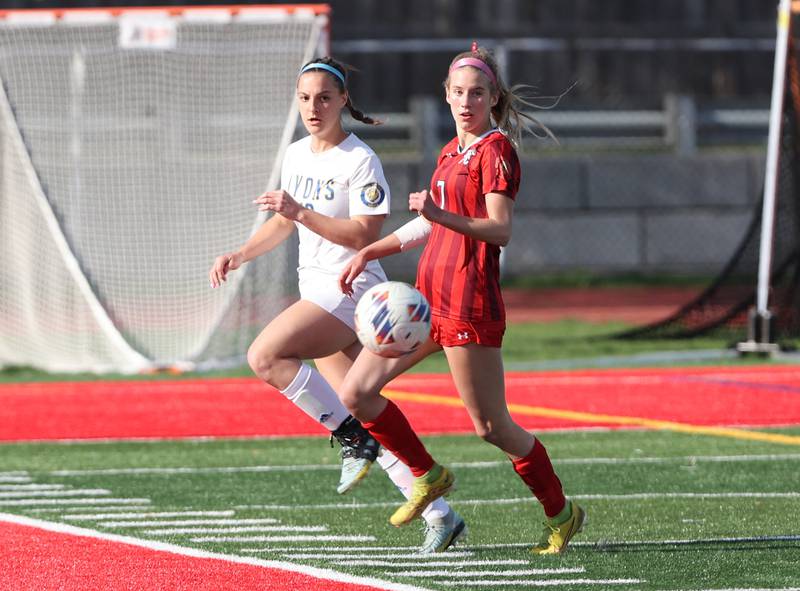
[331,417,381,495]
[418,510,467,554]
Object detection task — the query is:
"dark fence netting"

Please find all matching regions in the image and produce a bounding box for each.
[618,24,800,345]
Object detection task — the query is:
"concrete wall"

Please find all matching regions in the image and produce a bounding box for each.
[379,151,764,280]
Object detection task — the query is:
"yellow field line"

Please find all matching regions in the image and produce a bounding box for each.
[383,389,800,446]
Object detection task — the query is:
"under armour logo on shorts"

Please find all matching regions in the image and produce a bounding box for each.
[457,331,470,340]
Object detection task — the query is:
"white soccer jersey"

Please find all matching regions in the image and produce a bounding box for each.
[280,133,390,281]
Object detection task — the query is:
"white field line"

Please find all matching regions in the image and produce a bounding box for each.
[28,505,152,515]
[28,505,142,516]
[61,504,152,512]
[288,551,476,560]
[0,488,110,498]
[696,588,800,591]
[464,533,800,551]
[0,477,31,483]
[396,568,586,577]
[0,498,150,507]
[334,560,530,567]
[51,464,338,476]
[439,578,642,587]
[0,512,433,591]
[241,546,419,553]
[191,534,376,543]
[146,526,327,536]
[0,484,65,491]
[574,492,800,500]
[100,518,280,527]
[5,435,342,445]
[505,371,800,385]
[236,491,800,512]
[552,453,800,465]
[237,501,402,511]
[65,510,236,521]
[47,453,800,478]
[450,454,800,468]
[397,370,800,387]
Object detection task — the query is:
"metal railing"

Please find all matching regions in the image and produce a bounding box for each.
[337,94,769,157]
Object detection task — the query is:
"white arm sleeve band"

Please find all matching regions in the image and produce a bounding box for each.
[393,216,432,251]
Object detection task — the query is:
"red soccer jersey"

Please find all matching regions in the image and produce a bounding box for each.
[416,130,521,322]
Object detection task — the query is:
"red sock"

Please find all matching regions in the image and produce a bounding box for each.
[512,438,566,518]
[362,400,434,477]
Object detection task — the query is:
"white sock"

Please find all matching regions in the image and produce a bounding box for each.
[377,449,450,524]
[279,363,350,432]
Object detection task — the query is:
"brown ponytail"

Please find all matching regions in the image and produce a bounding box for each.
[299,57,382,126]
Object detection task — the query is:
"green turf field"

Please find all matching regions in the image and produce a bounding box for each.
[3,315,797,590]
[3,428,798,590]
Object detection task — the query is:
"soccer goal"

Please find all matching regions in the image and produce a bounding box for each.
[618,0,800,349]
[0,5,329,373]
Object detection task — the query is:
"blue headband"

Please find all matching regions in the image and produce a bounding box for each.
[299,63,346,86]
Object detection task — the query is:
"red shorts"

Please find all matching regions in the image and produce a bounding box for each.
[430,315,506,348]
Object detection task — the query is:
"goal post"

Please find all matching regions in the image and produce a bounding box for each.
[738,0,793,354]
[0,4,330,373]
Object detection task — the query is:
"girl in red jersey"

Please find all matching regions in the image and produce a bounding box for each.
[338,44,585,555]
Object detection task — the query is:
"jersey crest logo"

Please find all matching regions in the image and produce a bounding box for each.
[360,182,386,208]
[460,148,477,166]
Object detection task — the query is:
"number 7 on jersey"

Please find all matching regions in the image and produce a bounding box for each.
[436,180,446,209]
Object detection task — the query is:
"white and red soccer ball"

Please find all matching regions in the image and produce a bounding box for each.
[354,281,431,358]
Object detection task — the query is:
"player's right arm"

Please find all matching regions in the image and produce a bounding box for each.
[209,213,295,288]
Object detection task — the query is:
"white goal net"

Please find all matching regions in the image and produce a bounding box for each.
[0,5,328,373]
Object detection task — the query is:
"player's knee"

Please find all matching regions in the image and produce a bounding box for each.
[247,345,278,384]
[474,424,499,446]
[338,380,366,418]
[337,386,360,416]
[473,420,507,448]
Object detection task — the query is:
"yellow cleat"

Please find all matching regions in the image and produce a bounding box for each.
[389,464,455,527]
[532,501,586,555]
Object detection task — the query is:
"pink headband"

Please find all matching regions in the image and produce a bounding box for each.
[448,57,497,85]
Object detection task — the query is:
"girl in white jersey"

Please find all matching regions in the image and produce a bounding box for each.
[208,57,464,554]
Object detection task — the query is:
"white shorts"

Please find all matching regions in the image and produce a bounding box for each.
[298,267,387,331]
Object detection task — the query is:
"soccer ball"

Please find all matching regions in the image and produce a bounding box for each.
[354,281,431,358]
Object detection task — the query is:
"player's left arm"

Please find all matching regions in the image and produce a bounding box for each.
[411,190,513,246]
[296,208,386,251]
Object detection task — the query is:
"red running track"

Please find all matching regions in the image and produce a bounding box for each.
[0,515,422,591]
[2,366,800,442]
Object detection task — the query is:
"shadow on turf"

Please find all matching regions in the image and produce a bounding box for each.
[588,535,800,553]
